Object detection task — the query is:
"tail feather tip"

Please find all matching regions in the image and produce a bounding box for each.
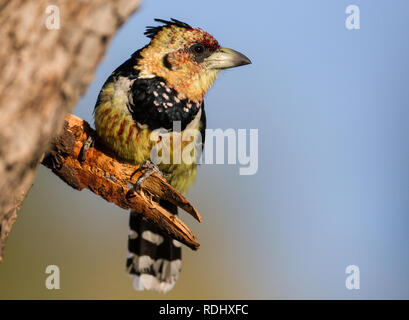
[132,274,176,293]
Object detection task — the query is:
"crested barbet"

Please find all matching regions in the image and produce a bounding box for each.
[93,18,251,293]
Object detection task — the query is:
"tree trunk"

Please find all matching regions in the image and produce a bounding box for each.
[0,0,141,261]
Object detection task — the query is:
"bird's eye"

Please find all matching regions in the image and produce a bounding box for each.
[192,44,205,54]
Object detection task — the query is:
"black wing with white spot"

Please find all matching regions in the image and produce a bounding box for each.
[129,75,203,131]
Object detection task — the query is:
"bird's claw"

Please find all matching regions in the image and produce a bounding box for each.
[79,136,94,162]
[127,160,164,198]
[49,151,64,170]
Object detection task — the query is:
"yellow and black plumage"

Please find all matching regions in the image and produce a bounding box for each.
[94,18,251,293]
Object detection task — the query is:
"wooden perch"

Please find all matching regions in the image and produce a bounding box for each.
[42,114,202,250]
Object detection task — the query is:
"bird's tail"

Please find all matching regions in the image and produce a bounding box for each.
[126,200,182,293]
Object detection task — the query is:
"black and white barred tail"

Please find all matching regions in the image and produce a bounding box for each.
[126,201,182,293]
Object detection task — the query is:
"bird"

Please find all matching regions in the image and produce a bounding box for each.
[93,18,251,293]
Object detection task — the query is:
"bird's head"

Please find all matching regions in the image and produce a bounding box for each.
[135,18,251,102]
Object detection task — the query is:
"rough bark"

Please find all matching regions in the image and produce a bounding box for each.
[0,0,141,261]
[42,114,201,250]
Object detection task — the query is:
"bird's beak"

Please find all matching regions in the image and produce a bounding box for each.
[205,47,251,70]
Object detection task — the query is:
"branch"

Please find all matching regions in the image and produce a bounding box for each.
[42,114,202,250]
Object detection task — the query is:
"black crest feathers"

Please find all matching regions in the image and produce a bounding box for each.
[144,18,192,39]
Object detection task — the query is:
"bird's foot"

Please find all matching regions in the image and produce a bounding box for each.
[79,136,94,162]
[127,160,165,200]
[48,150,64,170]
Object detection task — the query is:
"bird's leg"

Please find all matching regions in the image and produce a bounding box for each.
[46,150,64,170]
[79,136,94,162]
[127,160,166,199]
[134,160,163,191]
